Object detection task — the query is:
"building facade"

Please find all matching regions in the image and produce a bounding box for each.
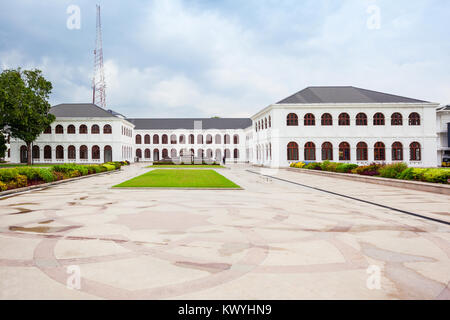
[8,86,445,167]
[436,105,450,163]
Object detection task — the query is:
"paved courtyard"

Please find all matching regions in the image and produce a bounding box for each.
[0,164,449,299]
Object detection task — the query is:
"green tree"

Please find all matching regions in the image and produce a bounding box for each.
[0,68,54,164]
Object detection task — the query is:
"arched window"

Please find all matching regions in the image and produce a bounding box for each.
[44,126,51,134]
[198,149,204,158]
[206,134,212,144]
[225,149,231,159]
[56,145,64,159]
[171,149,177,158]
[409,113,421,126]
[44,145,52,159]
[304,113,315,126]
[269,116,272,127]
[215,134,221,144]
[103,124,112,134]
[321,142,333,160]
[206,149,213,159]
[304,142,316,161]
[338,113,350,126]
[287,142,299,161]
[80,145,88,159]
[391,113,403,126]
[153,149,160,161]
[197,134,204,144]
[144,134,150,144]
[215,149,222,160]
[162,149,169,159]
[233,134,239,144]
[339,142,351,161]
[179,135,186,144]
[104,146,112,162]
[79,125,88,134]
[224,134,230,144]
[91,125,100,134]
[392,142,403,161]
[162,134,168,144]
[135,135,142,144]
[145,149,151,159]
[189,134,195,144]
[136,149,142,158]
[153,135,159,144]
[67,125,76,134]
[32,145,40,159]
[265,118,268,129]
[321,113,333,126]
[356,113,367,126]
[373,113,385,126]
[234,149,239,159]
[287,113,299,126]
[374,142,385,161]
[55,125,64,134]
[92,145,100,159]
[68,145,76,160]
[170,135,177,144]
[410,142,421,161]
[356,142,368,161]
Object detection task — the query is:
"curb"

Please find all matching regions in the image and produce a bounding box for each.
[0,169,122,198]
[286,168,450,195]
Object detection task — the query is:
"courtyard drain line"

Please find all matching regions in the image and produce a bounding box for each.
[246,170,450,227]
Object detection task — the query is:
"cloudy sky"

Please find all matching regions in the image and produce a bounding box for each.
[0,0,449,118]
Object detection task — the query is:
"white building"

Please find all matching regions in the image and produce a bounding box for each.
[436,105,450,163]
[8,86,445,168]
[251,87,439,168]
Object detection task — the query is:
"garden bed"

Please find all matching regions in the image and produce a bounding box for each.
[0,161,129,192]
[290,161,450,184]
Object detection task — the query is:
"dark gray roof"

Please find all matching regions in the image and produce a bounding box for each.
[50,103,118,118]
[437,105,450,111]
[277,86,428,104]
[127,118,252,130]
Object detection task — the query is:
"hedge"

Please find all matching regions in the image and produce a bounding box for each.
[0,161,128,192]
[290,161,450,185]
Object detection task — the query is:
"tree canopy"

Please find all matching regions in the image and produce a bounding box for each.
[0,68,54,164]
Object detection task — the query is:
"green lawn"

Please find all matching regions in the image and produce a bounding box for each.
[113,169,240,189]
[148,165,225,169]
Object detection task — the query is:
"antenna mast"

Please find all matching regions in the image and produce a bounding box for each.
[92,4,106,108]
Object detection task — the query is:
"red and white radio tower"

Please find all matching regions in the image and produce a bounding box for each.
[92,4,106,108]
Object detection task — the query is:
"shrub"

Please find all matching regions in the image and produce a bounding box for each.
[15,175,28,188]
[52,171,64,181]
[422,168,450,184]
[379,163,408,179]
[352,163,382,176]
[16,167,40,180]
[102,164,116,171]
[294,162,306,168]
[7,180,17,190]
[0,181,7,191]
[37,168,55,183]
[304,162,322,170]
[0,168,19,182]
[335,163,358,173]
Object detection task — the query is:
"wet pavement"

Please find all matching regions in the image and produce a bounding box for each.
[0,164,449,299]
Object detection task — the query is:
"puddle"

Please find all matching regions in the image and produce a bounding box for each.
[9,226,51,233]
[219,242,249,256]
[9,207,34,215]
[174,261,231,274]
[38,220,54,224]
[9,225,81,234]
